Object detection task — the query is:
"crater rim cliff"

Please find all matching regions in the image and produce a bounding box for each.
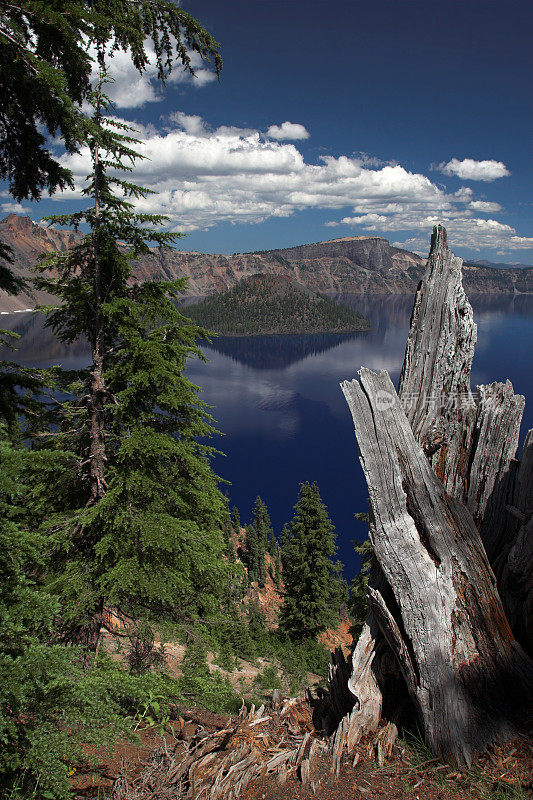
[1,213,532,313]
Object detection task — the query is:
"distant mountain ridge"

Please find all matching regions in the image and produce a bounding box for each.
[1,213,532,312]
[466,259,533,270]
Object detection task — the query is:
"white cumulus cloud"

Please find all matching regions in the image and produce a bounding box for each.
[335,213,388,227]
[53,111,531,255]
[469,200,503,213]
[393,218,533,254]
[266,122,310,141]
[438,158,511,182]
[1,202,31,214]
[89,44,216,109]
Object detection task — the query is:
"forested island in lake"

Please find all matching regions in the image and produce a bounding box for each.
[185,274,371,335]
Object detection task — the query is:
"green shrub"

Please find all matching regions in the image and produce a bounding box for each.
[126,621,166,675]
[214,640,237,672]
[247,602,268,641]
[215,619,258,662]
[0,647,181,800]
[272,635,330,680]
[254,664,282,692]
[178,638,241,714]
[177,670,241,715]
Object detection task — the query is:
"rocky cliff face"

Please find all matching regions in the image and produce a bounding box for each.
[1,214,532,312]
[0,215,81,310]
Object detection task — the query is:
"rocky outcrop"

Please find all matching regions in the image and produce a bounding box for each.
[0,214,81,310]
[1,214,532,312]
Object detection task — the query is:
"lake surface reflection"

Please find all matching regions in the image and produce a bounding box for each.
[2,293,532,576]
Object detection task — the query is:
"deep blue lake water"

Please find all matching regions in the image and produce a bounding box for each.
[2,293,532,578]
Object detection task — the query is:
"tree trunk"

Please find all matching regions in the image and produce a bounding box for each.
[74,94,108,651]
[341,368,533,766]
[398,225,525,535]
[329,224,533,767]
[88,117,108,507]
[88,338,107,505]
[397,226,529,644]
[397,224,478,499]
[497,429,533,655]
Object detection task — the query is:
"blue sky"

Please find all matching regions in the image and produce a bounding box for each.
[2,0,532,261]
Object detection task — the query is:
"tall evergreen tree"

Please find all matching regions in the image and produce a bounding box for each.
[242,496,275,587]
[348,538,372,638]
[0,428,57,657]
[0,4,229,793]
[279,481,340,640]
[0,426,138,797]
[231,505,241,531]
[251,495,277,556]
[243,523,264,585]
[0,1,222,440]
[241,496,275,586]
[32,72,230,649]
[273,540,282,588]
[347,512,372,637]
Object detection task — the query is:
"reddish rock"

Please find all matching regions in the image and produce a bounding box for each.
[2,214,531,313]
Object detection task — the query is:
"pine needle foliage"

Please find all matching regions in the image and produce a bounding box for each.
[0,428,57,658]
[242,496,276,586]
[0,0,222,202]
[32,72,231,646]
[243,523,264,586]
[279,481,340,641]
[231,505,241,531]
[0,0,222,435]
[252,495,276,556]
[348,515,373,637]
[0,5,229,795]
[0,427,185,798]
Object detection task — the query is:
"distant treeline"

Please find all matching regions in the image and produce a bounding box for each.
[185,274,370,335]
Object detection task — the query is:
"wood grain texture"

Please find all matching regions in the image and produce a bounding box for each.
[329,224,533,768]
[398,226,525,532]
[341,368,533,766]
[397,225,529,649]
[329,622,382,773]
[398,224,478,500]
[497,430,533,655]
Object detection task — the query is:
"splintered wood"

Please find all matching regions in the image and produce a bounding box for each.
[397,225,531,655]
[341,369,533,765]
[335,224,533,768]
[110,699,324,800]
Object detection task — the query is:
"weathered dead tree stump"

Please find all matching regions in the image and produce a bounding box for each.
[330,225,533,769]
[397,225,530,652]
[398,224,479,499]
[341,368,533,766]
[497,429,533,655]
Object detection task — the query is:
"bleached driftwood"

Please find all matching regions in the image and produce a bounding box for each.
[340,368,533,766]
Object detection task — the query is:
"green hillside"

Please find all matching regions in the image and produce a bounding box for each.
[185,274,370,335]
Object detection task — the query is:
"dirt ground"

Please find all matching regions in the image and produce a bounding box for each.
[249,739,533,800]
[71,706,533,800]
